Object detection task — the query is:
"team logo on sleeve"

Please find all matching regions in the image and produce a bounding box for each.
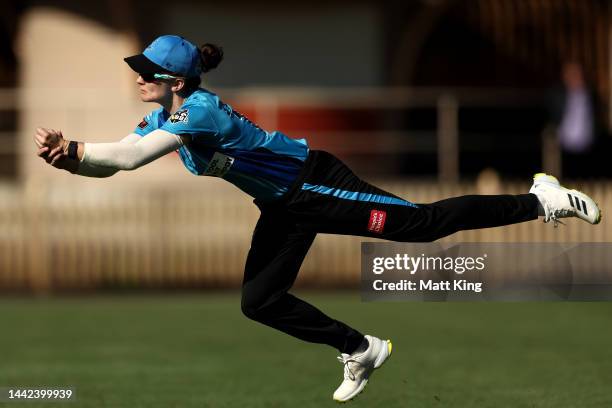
[169,109,189,124]
[368,210,387,234]
[137,118,148,129]
[204,152,235,177]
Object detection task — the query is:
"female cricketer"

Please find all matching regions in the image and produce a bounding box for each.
[34,35,601,402]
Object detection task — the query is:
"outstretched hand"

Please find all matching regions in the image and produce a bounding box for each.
[34,127,77,172]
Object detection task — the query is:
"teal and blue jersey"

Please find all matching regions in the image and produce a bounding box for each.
[134,88,309,201]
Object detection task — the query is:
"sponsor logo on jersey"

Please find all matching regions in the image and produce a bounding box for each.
[137,119,148,129]
[204,152,235,177]
[368,210,387,234]
[169,109,189,124]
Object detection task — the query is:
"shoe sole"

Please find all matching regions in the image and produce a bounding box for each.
[333,340,393,404]
[533,173,602,225]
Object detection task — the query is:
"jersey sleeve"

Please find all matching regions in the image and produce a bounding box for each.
[133,109,161,136]
[159,105,219,140]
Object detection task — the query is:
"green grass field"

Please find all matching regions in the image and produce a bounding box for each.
[0,293,611,407]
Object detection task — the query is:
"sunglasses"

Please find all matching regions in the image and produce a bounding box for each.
[139,73,183,82]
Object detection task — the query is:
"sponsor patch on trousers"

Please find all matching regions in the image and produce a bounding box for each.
[368,209,387,234]
[204,152,235,177]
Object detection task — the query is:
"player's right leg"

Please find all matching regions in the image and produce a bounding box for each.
[240,201,365,351]
[241,207,362,351]
[333,334,393,402]
[241,202,391,402]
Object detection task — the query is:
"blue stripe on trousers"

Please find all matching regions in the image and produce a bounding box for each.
[301,183,419,208]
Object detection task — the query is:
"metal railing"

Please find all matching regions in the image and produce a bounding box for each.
[3,86,549,182]
[0,179,609,292]
[0,86,599,292]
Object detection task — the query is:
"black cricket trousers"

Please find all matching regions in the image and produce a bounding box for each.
[240,150,539,354]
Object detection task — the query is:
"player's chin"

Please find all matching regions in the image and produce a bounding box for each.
[139,93,155,102]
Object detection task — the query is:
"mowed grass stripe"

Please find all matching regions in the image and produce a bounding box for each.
[0,293,611,408]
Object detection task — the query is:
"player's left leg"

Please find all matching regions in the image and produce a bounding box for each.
[277,151,601,402]
[529,173,601,226]
[285,151,600,242]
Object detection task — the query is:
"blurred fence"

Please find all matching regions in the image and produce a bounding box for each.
[0,179,609,293]
[4,87,549,182]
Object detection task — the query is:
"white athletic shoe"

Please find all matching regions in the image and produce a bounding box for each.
[529,173,601,226]
[332,335,393,403]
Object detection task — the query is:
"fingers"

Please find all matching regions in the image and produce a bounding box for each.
[35,128,49,144]
[37,146,49,157]
[34,127,63,149]
[37,146,56,165]
[34,127,48,147]
[35,127,52,140]
[38,149,65,166]
[50,153,64,166]
[48,147,65,165]
[48,144,64,158]
[34,128,70,168]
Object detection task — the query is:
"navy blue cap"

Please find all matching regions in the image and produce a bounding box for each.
[124,35,201,77]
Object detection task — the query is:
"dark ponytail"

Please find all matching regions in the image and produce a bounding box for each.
[200,43,224,73]
[183,43,223,91]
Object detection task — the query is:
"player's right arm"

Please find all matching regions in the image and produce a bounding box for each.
[34,109,177,177]
[73,133,142,178]
[35,127,187,175]
[35,131,143,178]
[35,106,214,176]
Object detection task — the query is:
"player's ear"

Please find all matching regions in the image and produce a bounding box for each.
[172,78,186,93]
